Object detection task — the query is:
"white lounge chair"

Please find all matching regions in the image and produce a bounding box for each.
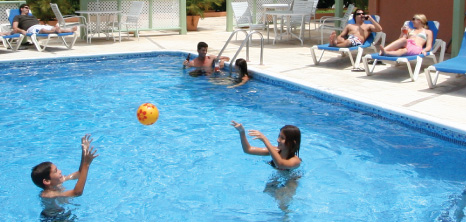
[319,4,354,44]
[8,8,77,52]
[50,3,89,43]
[310,15,385,69]
[0,33,24,51]
[231,1,268,40]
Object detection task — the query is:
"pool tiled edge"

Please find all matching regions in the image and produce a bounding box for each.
[2,50,466,145]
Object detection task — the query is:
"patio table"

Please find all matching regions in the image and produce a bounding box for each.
[265,10,309,45]
[261,3,290,25]
[75,10,122,43]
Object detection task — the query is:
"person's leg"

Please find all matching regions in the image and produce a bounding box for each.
[379,46,407,56]
[383,38,407,51]
[329,31,337,46]
[334,34,351,47]
[55,26,78,33]
[38,25,57,34]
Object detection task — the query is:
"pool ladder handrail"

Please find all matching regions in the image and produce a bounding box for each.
[216,30,264,73]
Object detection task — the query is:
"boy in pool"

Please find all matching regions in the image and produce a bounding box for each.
[31,134,98,198]
[231,121,301,170]
[183,42,230,75]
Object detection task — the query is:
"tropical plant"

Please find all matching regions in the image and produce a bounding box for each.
[26,0,73,23]
[186,0,223,18]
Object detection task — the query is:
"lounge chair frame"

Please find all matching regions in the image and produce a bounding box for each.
[425,30,466,88]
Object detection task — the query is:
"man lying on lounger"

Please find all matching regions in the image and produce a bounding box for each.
[328,8,382,47]
[12,4,77,36]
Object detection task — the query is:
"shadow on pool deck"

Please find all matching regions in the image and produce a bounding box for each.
[2,16,466,132]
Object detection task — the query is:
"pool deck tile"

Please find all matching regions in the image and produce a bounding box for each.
[2,17,466,133]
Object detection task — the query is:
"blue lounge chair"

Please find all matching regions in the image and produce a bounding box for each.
[0,33,24,51]
[8,8,77,52]
[425,31,466,88]
[362,21,446,81]
[310,15,385,70]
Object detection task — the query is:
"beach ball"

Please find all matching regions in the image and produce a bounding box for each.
[137,103,159,125]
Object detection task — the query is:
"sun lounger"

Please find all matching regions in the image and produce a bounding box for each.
[425,31,466,88]
[310,15,385,70]
[0,33,24,51]
[362,21,446,81]
[8,8,78,52]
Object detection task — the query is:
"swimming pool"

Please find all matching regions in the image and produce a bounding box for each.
[1,51,466,221]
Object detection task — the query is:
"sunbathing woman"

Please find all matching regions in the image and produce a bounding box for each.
[227,58,251,88]
[230,121,301,170]
[379,14,433,57]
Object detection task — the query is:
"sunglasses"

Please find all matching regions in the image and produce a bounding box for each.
[412,18,418,21]
[22,6,29,9]
[355,13,365,16]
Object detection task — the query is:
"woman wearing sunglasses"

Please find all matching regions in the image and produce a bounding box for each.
[379,14,433,57]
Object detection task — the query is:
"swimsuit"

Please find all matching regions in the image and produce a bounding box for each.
[404,29,427,56]
[27,25,54,34]
[404,39,423,56]
[347,34,363,46]
[408,29,427,41]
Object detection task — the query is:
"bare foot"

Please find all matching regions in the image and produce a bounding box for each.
[329,32,337,46]
[71,26,78,32]
[379,45,385,56]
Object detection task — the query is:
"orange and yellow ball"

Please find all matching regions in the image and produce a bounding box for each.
[137,103,159,125]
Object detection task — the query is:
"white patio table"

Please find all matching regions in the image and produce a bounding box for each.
[261,3,290,25]
[265,10,309,45]
[75,10,122,43]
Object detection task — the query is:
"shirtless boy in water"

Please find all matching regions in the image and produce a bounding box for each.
[183,42,230,73]
[328,9,382,47]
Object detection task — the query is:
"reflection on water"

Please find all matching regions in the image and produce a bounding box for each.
[263,169,303,220]
[40,196,77,222]
[437,188,466,221]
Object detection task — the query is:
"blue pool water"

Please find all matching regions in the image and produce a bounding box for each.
[1,52,466,221]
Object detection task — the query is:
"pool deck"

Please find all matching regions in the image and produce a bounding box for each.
[3,17,466,133]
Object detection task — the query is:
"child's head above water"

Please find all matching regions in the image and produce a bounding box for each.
[31,161,54,189]
[280,125,301,159]
[235,58,248,77]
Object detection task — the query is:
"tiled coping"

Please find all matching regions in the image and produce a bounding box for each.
[2,50,466,145]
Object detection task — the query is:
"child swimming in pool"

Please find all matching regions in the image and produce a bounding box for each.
[228,58,251,88]
[230,121,301,170]
[31,134,98,217]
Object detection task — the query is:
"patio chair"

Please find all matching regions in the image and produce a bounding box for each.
[319,4,354,44]
[310,15,385,70]
[8,8,78,52]
[425,31,466,88]
[285,0,314,43]
[362,21,446,81]
[310,0,320,30]
[50,3,89,43]
[113,1,145,42]
[231,1,268,40]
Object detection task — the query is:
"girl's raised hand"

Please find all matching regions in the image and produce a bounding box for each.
[248,130,266,141]
[231,120,245,133]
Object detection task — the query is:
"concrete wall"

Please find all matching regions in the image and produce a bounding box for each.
[369,0,461,50]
